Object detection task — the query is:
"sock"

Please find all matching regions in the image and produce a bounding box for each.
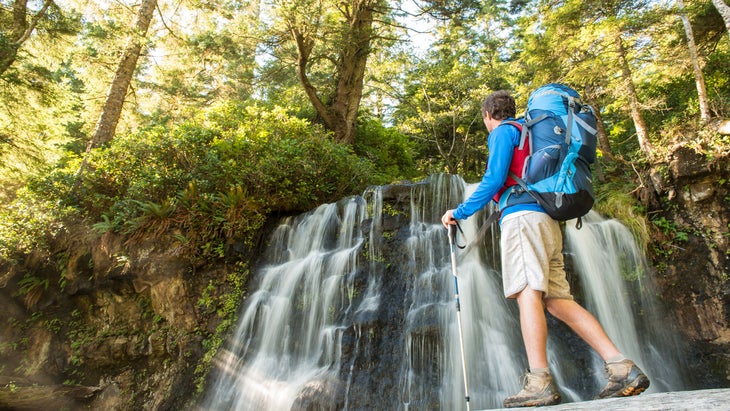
[606,354,626,364]
[530,367,550,375]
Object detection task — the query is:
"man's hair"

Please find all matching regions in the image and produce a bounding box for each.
[481,90,516,120]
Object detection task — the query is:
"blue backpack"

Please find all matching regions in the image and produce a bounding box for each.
[505,83,598,226]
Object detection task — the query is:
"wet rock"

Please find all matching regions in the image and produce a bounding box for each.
[689,179,715,202]
[669,146,709,179]
[381,182,418,204]
[649,168,667,194]
[149,276,197,330]
[489,388,730,410]
[291,377,344,411]
[0,382,100,410]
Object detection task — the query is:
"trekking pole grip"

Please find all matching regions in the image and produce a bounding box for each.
[448,220,457,245]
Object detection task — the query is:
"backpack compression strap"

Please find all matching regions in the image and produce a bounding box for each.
[507,171,584,229]
[524,91,598,146]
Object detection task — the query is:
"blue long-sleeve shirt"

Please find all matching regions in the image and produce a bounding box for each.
[453,119,543,221]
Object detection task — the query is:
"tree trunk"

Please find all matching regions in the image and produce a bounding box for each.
[710,0,730,44]
[87,0,157,149]
[615,33,653,157]
[0,0,54,77]
[292,26,333,129]
[330,1,376,145]
[291,0,380,145]
[582,88,614,160]
[678,0,711,122]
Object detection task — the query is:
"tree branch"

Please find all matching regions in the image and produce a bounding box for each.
[291,26,334,129]
[14,0,55,46]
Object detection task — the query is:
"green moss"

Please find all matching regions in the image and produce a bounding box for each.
[594,189,652,254]
[194,261,248,393]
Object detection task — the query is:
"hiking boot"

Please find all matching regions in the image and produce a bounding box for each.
[595,359,651,399]
[503,370,561,408]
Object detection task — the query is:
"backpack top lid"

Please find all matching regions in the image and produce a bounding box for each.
[527,83,581,115]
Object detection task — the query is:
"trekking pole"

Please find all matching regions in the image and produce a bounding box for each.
[448,222,471,411]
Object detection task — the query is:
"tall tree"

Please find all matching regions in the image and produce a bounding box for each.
[395,49,486,176]
[710,0,730,43]
[677,0,711,122]
[86,0,157,150]
[613,30,654,155]
[0,0,55,77]
[137,0,262,119]
[272,0,388,145]
[513,0,658,158]
[0,0,82,202]
[391,6,513,178]
[582,86,615,159]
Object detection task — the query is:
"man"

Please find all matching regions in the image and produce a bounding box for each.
[441,90,650,408]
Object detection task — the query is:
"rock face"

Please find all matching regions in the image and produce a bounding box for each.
[0,226,243,410]
[646,145,730,384]
[0,145,728,409]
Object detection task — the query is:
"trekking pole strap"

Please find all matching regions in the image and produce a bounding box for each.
[448,219,467,249]
[459,210,501,256]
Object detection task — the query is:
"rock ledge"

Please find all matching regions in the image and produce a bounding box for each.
[486,388,730,410]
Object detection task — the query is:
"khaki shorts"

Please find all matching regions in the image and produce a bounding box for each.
[499,211,573,300]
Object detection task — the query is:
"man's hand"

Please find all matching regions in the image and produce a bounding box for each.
[441,209,456,228]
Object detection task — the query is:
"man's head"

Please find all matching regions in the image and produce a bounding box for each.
[481,90,516,131]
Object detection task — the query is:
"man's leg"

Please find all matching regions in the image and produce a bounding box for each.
[544,298,620,360]
[503,286,561,408]
[501,212,563,407]
[515,286,549,369]
[545,298,650,398]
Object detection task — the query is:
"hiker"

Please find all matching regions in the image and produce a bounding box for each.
[440,89,650,408]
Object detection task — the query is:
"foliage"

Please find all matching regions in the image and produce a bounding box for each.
[354,117,419,183]
[0,188,71,264]
[593,165,652,253]
[649,214,691,261]
[16,273,50,309]
[11,102,376,263]
[392,20,507,180]
[137,0,262,116]
[0,0,726,277]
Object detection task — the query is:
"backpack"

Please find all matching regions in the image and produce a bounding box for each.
[501,83,598,226]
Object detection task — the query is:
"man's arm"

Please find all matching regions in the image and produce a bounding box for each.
[452,124,517,220]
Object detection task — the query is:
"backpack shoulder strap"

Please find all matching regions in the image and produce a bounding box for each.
[501,120,529,150]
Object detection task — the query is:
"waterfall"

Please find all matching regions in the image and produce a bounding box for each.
[400,175,525,409]
[201,198,370,410]
[200,175,687,410]
[565,213,689,393]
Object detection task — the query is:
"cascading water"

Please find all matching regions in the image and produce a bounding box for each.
[200,197,372,410]
[200,174,688,410]
[399,174,525,409]
[564,213,689,393]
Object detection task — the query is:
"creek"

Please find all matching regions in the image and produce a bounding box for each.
[199,174,689,410]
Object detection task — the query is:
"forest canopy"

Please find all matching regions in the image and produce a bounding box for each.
[1,0,729,262]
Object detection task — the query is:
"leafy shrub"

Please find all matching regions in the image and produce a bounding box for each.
[16,101,377,262]
[354,117,419,184]
[592,161,651,253]
[0,188,70,264]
